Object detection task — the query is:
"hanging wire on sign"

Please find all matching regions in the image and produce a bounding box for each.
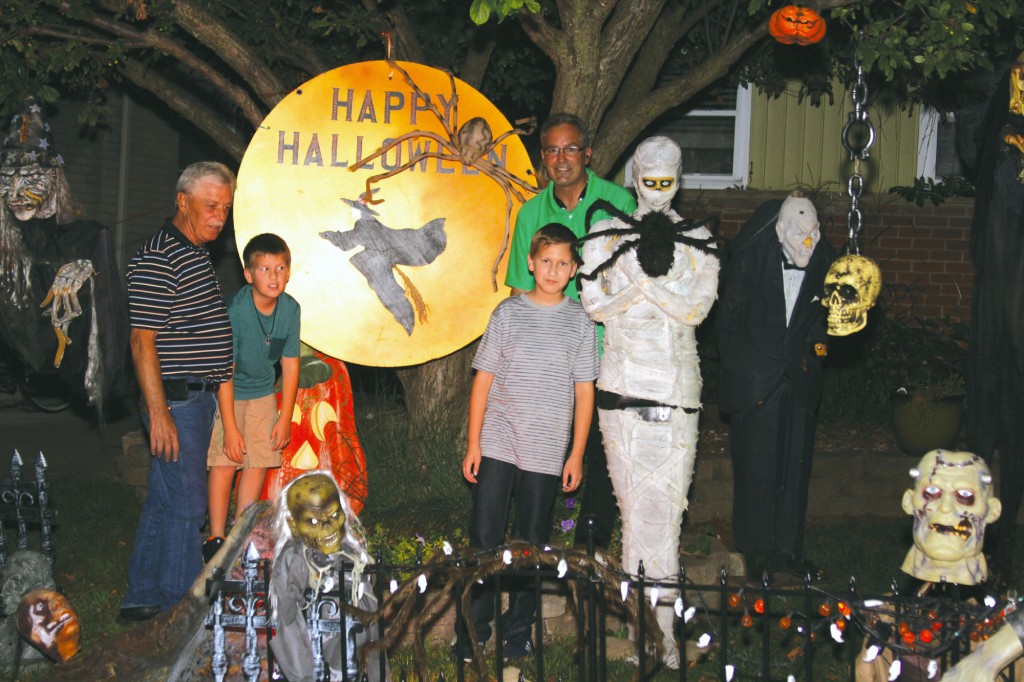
[823,51,883,337]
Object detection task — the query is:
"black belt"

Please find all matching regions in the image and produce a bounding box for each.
[163,378,218,394]
[596,389,699,414]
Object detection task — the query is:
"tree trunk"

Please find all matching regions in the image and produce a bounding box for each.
[395,341,478,469]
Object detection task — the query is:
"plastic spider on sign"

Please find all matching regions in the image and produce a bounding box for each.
[348,59,537,291]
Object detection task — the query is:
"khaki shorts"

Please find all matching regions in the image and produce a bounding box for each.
[207,394,283,469]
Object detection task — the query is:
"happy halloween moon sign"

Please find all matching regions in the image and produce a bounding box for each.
[234,61,534,367]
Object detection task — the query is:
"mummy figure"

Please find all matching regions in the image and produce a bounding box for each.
[579,136,719,667]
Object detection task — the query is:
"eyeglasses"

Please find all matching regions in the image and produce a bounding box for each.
[541,145,584,157]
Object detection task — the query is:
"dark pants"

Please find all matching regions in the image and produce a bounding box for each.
[464,457,560,646]
[729,382,816,559]
[572,403,618,549]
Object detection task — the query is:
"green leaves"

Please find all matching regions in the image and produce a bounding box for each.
[468,0,540,25]
[469,0,493,25]
[836,0,1022,93]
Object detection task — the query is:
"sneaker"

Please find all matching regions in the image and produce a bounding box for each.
[503,638,533,662]
[202,536,225,563]
[452,639,483,663]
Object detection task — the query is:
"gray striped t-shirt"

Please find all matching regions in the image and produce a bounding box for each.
[474,294,598,476]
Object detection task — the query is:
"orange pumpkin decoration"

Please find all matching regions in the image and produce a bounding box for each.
[768,5,827,46]
[261,351,369,514]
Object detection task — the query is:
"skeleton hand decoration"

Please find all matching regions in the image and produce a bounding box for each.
[40,259,95,368]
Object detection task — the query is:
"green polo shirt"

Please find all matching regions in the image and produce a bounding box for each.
[505,169,636,348]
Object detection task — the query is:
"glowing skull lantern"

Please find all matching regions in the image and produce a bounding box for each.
[822,254,881,336]
[262,351,368,514]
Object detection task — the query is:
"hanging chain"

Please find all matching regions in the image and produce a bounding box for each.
[840,55,875,255]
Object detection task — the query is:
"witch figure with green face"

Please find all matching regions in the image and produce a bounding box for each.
[269,472,386,682]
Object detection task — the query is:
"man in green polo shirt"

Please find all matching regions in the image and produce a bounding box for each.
[505,113,636,551]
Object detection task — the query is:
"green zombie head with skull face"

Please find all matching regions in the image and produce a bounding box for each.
[285,473,345,556]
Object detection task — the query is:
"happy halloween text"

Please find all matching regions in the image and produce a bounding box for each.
[275,88,508,172]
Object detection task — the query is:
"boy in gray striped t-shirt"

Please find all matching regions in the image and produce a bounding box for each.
[457,224,598,662]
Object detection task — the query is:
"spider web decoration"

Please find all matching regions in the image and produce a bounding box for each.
[349,59,537,292]
[578,198,722,281]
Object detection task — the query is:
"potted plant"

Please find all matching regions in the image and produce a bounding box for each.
[865,308,968,455]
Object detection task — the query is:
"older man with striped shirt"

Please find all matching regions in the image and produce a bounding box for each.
[119,162,235,621]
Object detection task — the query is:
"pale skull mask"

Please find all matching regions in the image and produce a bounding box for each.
[776,193,820,267]
[286,473,345,556]
[0,166,57,221]
[632,136,682,214]
[901,449,1001,585]
[822,254,881,336]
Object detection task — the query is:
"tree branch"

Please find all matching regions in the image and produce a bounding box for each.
[517,10,562,66]
[592,26,765,174]
[593,0,668,122]
[361,0,426,63]
[116,58,249,162]
[25,26,143,49]
[458,26,496,90]
[605,2,686,123]
[56,1,268,129]
[170,0,287,108]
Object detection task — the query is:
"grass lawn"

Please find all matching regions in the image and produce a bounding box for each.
[8,396,1021,680]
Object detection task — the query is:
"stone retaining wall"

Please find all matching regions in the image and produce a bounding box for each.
[687,416,1024,525]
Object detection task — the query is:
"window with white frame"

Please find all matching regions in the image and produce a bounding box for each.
[625,84,751,190]
[918,107,967,179]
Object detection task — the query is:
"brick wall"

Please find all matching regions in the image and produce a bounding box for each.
[685,190,974,323]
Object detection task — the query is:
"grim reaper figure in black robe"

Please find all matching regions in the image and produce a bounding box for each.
[967,53,1024,582]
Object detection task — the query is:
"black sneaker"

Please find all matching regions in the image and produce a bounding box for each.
[202,536,225,563]
[119,605,160,622]
[503,638,533,662]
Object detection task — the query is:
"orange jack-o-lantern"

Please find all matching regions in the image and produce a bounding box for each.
[262,352,368,514]
[768,5,827,46]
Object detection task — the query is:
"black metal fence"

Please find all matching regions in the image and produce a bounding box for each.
[206,535,1020,682]
[0,449,56,571]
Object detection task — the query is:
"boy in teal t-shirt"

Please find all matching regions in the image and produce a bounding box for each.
[204,234,301,561]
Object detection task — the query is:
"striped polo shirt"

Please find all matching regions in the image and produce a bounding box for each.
[126,221,233,382]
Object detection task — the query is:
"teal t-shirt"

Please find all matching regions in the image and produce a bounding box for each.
[505,169,636,350]
[228,285,301,400]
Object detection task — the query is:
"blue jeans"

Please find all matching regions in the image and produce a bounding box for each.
[464,457,559,646]
[121,386,216,611]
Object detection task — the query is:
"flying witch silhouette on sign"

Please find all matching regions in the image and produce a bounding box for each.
[320,198,446,336]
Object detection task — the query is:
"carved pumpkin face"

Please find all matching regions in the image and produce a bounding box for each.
[769,5,827,46]
[262,351,368,514]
